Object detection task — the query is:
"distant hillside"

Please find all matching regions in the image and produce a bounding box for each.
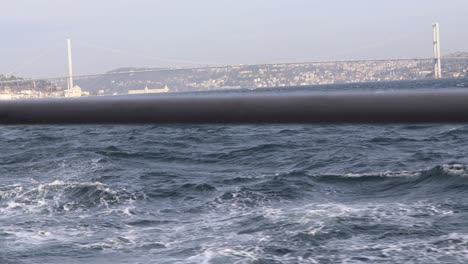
[0,74,23,82]
[106,67,169,74]
[445,52,468,58]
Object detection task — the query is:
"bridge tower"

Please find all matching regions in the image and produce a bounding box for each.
[67,38,74,89]
[432,23,442,79]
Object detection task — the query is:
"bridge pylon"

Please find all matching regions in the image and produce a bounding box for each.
[433,23,442,79]
[67,38,74,89]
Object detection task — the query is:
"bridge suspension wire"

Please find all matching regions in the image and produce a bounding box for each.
[5,42,63,77]
[76,41,223,66]
[312,34,418,62]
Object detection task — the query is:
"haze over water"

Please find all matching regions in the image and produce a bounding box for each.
[1,80,468,263]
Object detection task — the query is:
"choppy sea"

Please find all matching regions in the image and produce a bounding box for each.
[2,79,468,263]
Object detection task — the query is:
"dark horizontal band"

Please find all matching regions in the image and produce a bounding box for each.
[1,90,468,124]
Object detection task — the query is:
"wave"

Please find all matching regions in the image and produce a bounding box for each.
[193,164,468,213]
[0,180,144,214]
[206,143,285,163]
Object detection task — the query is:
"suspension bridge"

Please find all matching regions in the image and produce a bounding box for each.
[0,23,467,91]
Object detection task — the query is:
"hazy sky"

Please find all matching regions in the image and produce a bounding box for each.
[1,0,468,77]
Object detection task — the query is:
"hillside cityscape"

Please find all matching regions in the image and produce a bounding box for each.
[1,53,468,100]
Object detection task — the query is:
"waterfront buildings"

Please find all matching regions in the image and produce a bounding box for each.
[128,85,169,95]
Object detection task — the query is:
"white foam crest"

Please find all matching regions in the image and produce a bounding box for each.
[279,230,468,263]
[187,248,258,264]
[7,229,54,245]
[185,245,262,264]
[96,201,139,218]
[299,203,363,220]
[288,200,455,236]
[374,232,468,262]
[0,186,24,200]
[2,224,97,248]
[0,180,137,215]
[78,229,168,253]
[343,170,422,178]
[81,236,138,251]
[442,164,468,176]
[183,243,311,264]
[211,189,272,212]
[340,164,468,179]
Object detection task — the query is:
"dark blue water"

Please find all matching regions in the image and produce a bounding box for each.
[3,80,468,263]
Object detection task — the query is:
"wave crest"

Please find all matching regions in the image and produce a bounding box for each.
[0,180,144,214]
